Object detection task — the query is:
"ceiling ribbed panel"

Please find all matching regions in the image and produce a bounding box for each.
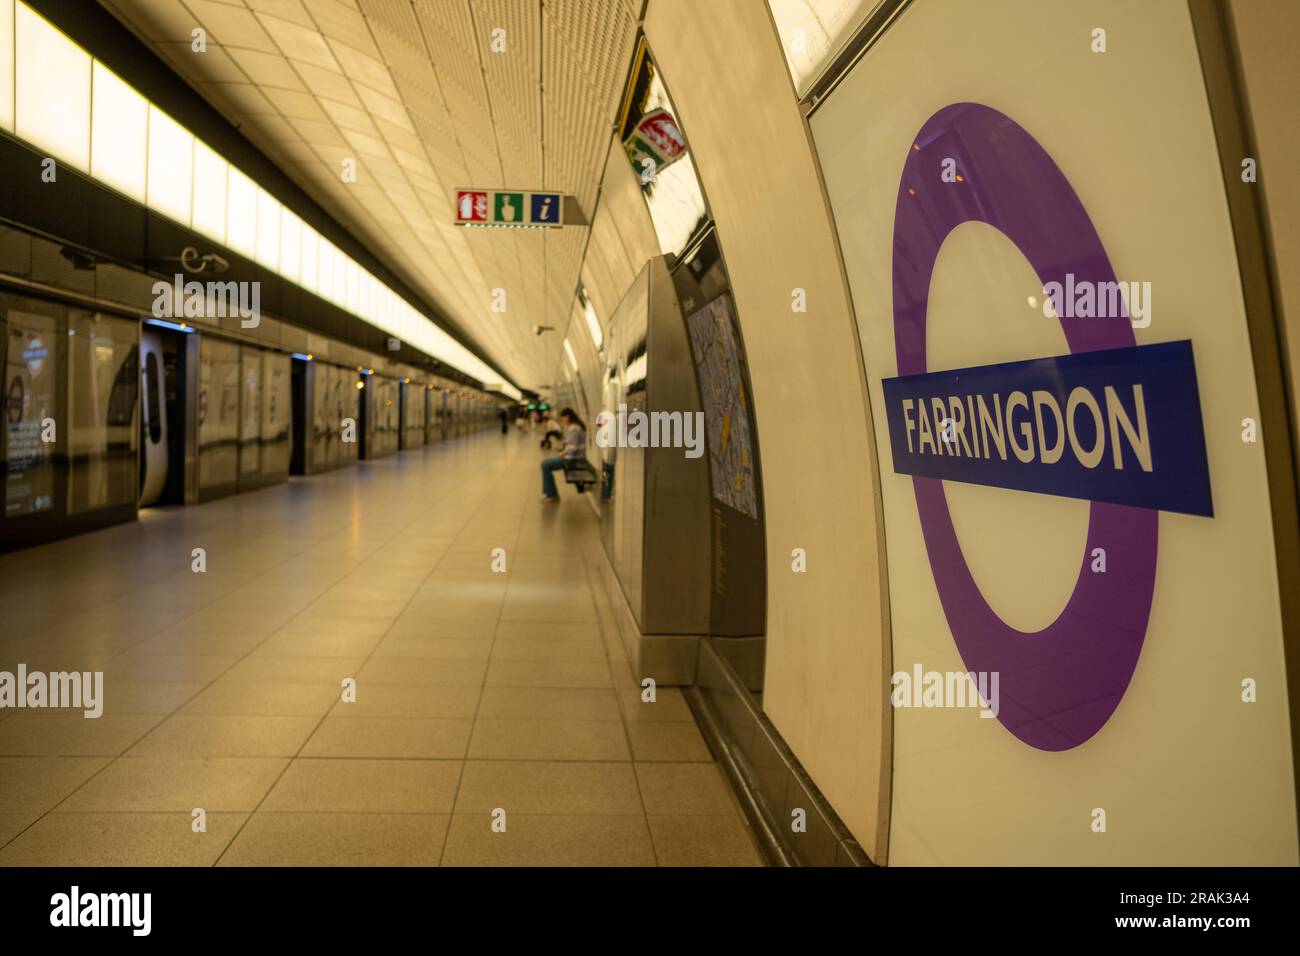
[99,0,640,390]
[472,0,541,190]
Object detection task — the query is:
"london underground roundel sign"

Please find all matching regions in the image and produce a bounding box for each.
[887,103,1213,752]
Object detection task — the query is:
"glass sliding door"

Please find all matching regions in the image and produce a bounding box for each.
[66,311,137,515]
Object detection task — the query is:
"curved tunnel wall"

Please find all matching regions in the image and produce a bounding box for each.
[539,0,1300,866]
[643,0,892,860]
[632,0,1300,865]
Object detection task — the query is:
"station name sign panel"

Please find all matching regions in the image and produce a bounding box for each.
[881,340,1213,517]
[454,189,564,228]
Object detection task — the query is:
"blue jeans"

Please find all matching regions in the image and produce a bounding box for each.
[540,456,567,498]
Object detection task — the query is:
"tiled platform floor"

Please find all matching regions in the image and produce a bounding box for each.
[0,428,763,866]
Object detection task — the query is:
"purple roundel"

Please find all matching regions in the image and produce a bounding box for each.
[891,102,1157,751]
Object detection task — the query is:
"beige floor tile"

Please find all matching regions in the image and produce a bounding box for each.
[415,576,507,596]
[182,682,338,717]
[301,717,472,759]
[468,718,630,761]
[647,815,764,867]
[318,586,417,604]
[0,812,39,846]
[454,761,641,815]
[385,617,497,640]
[609,660,642,689]
[440,813,654,867]
[626,722,712,762]
[130,633,265,657]
[356,658,487,686]
[2,636,132,661]
[0,812,247,866]
[275,616,394,639]
[217,813,449,866]
[0,434,766,867]
[0,715,162,757]
[309,599,409,619]
[490,639,606,662]
[261,758,461,813]
[102,654,238,684]
[0,656,117,683]
[476,687,621,721]
[499,598,597,624]
[0,756,110,813]
[371,636,492,660]
[493,619,603,642]
[617,686,695,722]
[635,763,738,815]
[485,660,612,689]
[329,684,480,719]
[128,715,320,757]
[429,556,511,575]
[59,756,288,812]
[501,564,576,582]
[95,681,206,717]
[399,600,502,622]
[156,615,285,640]
[222,656,364,684]
[252,634,383,658]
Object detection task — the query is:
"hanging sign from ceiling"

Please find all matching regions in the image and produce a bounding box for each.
[624,107,686,183]
[454,189,565,228]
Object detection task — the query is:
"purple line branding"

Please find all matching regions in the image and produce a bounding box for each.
[889,102,1211,751]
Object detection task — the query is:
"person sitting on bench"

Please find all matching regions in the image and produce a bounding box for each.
[540,408,587,503]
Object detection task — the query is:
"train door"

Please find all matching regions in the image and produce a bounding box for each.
[290,355,308,475]
[139,329,168,505]
[136,322,191,508]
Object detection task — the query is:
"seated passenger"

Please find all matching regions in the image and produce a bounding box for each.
[540,408,587,503]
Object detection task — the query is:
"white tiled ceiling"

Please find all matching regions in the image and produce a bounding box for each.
[99,0,641,389]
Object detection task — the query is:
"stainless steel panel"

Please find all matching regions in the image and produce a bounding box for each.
[237,346,262,484]
[401,381,425,450]
[181,331,200,504]
[641,254,710,635]
[599,256,713,636]
[197,337,239,493]
[260,350,291,480]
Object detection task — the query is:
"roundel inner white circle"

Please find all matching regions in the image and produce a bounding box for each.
[924,222,1088,633]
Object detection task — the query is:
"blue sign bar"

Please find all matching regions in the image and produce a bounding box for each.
[881,341,1213,516]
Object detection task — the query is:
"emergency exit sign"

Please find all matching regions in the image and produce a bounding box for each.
[454,189,565,228]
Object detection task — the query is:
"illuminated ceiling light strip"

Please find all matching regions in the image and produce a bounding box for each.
[1,1,519,397]
[0,1,13,132]
[581,293,603,352]
[626,353,647,386]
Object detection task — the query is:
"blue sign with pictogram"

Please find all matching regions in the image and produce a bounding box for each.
[529,193,562,226]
